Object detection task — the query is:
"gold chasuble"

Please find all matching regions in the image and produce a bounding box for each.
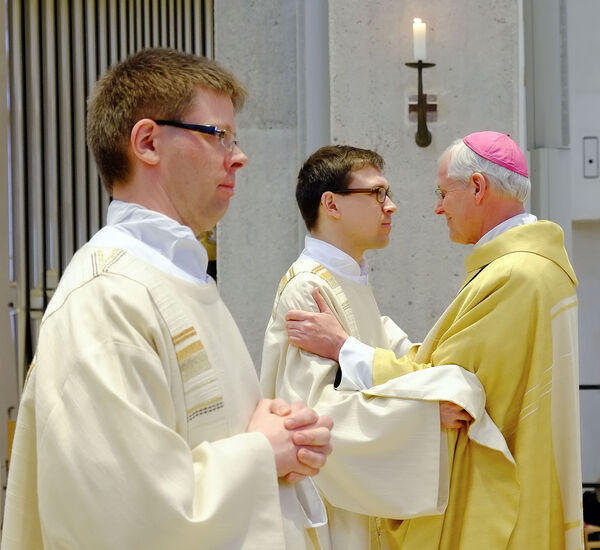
[262,258,512,550]
[372,221,583,550]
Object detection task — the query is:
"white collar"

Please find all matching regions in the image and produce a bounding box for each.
[474,212,537,248]
[88,200,209,284]
[298,235,369,286]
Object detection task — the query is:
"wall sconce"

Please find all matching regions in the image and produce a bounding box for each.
[405,18,436,147]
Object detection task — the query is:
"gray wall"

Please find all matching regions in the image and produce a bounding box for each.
[567,0,600,485]
[215,1,304,365]
[214,0,521,365]
[328,0,520,343]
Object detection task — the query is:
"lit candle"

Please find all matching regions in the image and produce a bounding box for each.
[413,18,427,61]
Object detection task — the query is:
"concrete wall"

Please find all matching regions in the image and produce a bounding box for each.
[214,0,521,365]
[567,0,600,485]
[327,0,520,341]
[214,1,304,366]
[568,0,600,223]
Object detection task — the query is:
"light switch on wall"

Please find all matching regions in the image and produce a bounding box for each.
[583,137,599,179]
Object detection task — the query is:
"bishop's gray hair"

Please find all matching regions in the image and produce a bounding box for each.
[441,139,530,203]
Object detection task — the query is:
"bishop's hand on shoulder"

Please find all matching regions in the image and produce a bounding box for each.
[286,287,348,361]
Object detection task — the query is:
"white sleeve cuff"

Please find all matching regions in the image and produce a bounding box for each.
[295,478,328,528]
[337,336,375,390]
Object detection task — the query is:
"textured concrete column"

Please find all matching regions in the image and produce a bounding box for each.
[214,1,304,366]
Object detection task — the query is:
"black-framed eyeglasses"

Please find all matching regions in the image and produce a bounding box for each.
[154,120,239,152]
[334,187,393,204]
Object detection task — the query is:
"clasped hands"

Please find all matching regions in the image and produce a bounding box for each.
[248,398,333,484]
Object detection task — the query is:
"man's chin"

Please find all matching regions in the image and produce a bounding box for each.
[449,233,470,245]
[195,208,230,235]
[371,237,391,250]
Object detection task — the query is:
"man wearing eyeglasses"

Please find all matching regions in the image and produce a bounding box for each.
[261,145,514,549]
[281,134,583,549]
[1,49,334,550]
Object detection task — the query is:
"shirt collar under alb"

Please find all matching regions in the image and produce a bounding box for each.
[88,200,210,284]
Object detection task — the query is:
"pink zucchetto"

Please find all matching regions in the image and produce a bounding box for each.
[463,131,529,178]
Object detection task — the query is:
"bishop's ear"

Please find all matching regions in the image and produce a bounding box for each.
[130,118,160,166]
[471,172,489,204]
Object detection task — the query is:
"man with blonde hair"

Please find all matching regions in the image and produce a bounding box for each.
[1,48,333,550]
[286,132,583,549]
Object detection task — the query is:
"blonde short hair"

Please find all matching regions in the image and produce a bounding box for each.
[86,48,247,194]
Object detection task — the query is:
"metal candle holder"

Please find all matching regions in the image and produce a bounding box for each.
[405,61,436,147]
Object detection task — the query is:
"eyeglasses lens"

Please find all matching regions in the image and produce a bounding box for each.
[377,188,391,203]
[219,131,238,152]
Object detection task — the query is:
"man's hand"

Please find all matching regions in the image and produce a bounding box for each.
[247,398,333,484]
[285,288,348,361]
[439,401,473,429]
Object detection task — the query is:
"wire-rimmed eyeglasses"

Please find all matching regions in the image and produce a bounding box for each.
[435,186,464,200]
[334,187,393,204]
[154,120,239,152]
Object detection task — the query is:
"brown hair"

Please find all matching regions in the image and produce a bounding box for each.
[86,48,247,193]
[296,145,385,230]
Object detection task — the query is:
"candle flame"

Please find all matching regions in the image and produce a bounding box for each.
[413,18,422,24]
